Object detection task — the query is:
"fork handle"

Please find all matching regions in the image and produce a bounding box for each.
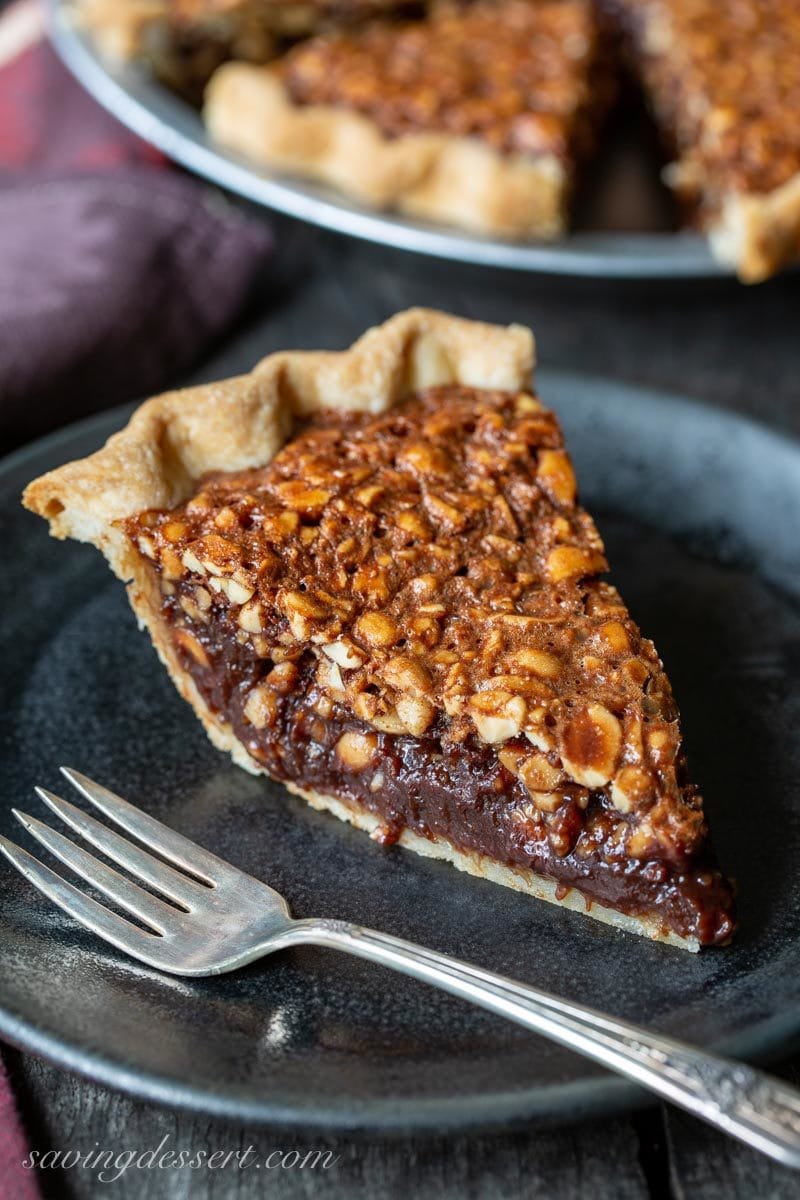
[292,917,800,1168]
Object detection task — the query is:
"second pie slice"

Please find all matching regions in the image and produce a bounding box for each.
[24,310,735,950]
[204,0,616,238]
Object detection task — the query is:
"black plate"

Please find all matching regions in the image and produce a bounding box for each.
[1,372,799,1132]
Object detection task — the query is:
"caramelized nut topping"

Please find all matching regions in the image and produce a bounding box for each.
[354,611,399,648]
[126,385,712,871]
[279,0,614,162]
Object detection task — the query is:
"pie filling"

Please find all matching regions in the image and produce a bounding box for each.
[124,384,735,946]
[278,0,615,167]
[175,634,734,945]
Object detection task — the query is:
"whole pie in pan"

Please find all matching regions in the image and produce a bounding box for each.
[205,0,615,238]
[24,310,735,951]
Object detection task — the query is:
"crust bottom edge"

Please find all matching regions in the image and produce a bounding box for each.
[282,783,699,952]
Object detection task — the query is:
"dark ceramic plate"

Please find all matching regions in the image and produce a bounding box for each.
[1,372,799,1132]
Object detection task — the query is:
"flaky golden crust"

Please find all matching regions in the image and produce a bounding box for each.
[204,64,567,239]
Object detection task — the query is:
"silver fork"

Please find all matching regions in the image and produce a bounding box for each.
[2,770,799,1168]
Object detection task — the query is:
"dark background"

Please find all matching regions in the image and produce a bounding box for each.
[4,216,800,1198]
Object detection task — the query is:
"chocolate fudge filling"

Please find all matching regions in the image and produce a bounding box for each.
[125,385,735,946]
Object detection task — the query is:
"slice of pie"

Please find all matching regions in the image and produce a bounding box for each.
[23,310,735,950]
[204,0,616,238]
[606,0,800,282]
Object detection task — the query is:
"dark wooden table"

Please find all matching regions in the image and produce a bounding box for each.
[4,219,800,1199]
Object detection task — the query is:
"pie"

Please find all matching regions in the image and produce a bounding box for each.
[205,0,615,238]
[24,310,735,950]
[203,0,800,278]
[607,0,800,282]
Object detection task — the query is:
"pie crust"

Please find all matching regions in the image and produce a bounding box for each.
[24,310,735,951]
[709,175,800,285]
[203,0,612,239]
[205,65,566,237]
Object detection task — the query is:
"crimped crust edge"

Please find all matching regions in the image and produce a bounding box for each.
[204,64,567,238]
[23,309,535,548]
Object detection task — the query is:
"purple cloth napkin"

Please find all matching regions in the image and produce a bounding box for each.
[0,169,272,445]
[0,1051,38,1200]
[0,7,273,448]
